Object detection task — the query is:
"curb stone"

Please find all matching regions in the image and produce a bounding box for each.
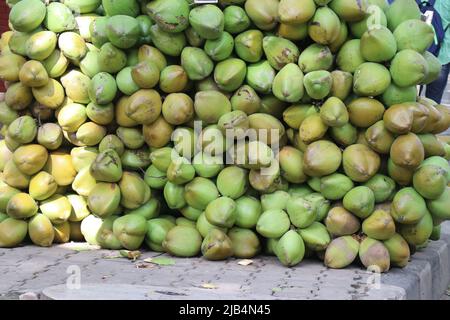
[381,222,450,300]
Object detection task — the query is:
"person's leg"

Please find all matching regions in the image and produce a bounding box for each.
[425,63,450,103]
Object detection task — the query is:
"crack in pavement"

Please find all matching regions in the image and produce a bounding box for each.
[8,250,80,293]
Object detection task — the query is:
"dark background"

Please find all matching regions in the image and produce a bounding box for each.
[1,0,10,92]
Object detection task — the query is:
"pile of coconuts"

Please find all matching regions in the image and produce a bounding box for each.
[0,0,450,272]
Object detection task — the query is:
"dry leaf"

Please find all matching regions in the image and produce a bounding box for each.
[103,252,122,259]
[143,257,175,266]
[201,283,217,289]
[238,259,253,266]
[120,250,141,261]
[59,242,100,251]
[136,263,154,269]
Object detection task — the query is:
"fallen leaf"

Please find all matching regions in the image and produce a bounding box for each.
[201,283,217,289]
[103,253,122,259]
[238,259,253,266]
[136,263,154,269]
[120,250,141,261]
[143,257,175,266]
[272,287,282,293]
[59,242,101,251]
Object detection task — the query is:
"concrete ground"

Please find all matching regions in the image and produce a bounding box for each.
[0,222,449,300]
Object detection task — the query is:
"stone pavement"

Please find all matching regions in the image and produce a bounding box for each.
[1,222,449,300]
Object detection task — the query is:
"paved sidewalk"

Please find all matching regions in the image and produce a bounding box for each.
[1,222,449,300]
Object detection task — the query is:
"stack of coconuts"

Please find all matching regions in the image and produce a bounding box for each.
[0,0,450,272]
